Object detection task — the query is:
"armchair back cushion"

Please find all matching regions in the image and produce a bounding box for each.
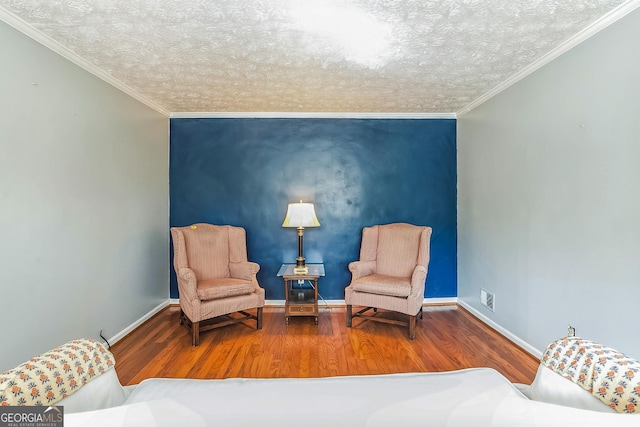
[375,224,425,278]
[173,224,250,281]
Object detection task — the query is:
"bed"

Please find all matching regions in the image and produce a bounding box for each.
[2,337,639,426]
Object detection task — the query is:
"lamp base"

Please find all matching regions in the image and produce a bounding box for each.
[293,265,309,275]
[294,254,308,275]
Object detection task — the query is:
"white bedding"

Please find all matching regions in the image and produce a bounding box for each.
[63,368,639,427]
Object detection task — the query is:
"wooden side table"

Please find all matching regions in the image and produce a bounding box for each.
[277,264,325,325]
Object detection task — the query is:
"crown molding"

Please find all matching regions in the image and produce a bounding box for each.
[457,0,640,116]
[170,111,457,119]
[0,6,171,117]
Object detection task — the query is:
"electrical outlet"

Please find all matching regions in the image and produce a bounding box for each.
[567,325,576,337]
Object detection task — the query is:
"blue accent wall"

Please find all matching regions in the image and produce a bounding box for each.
[170,118,456,300]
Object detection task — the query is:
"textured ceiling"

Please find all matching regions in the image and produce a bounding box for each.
[0,0,630,114]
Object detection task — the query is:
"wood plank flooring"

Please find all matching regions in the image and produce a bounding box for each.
[110,304,539,386]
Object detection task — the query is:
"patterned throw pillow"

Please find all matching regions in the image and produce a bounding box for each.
[542,337,640,414]
[0,338,114,407]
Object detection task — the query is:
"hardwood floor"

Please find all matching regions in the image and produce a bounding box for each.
[110,304,539,386]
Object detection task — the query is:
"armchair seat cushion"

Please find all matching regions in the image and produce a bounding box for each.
[197,278,256,301]
[351,274,411,298]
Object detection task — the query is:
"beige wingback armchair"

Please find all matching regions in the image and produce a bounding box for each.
[170,223,265,346]
[345,223,432,340]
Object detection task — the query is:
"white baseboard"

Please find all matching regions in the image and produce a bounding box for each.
[263,297,457,307]
[108,300,171,345]
[266,299,345,307]
[171,297,458,307]
[423,297,457,305]
[458,300,543,359]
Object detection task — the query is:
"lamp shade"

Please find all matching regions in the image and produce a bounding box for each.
[282,202,320,228]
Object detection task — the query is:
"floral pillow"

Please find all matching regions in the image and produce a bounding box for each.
[542,337,640,414]
[0,338,114,406]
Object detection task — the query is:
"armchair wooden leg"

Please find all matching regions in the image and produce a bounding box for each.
[409,315,416,340]
[346,305,352,327]
[257,307,263,330]
[419,306,423,320]
[192,321,200,346]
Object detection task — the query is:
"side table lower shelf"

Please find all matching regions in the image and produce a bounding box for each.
[285,287,318,325]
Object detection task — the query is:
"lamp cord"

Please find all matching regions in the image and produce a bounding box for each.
[304,280,330,310]
[99,330,112,350]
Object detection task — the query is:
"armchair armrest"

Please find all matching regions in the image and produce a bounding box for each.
[177,267,198,300]
[348,260,376,281]
[410,265,428,296]
[229,261,260,281]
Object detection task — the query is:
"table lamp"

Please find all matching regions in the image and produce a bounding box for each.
[282,201,320,274]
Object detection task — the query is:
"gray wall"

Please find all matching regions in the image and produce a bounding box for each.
[0,21,169,372]
[458,9,640,359]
